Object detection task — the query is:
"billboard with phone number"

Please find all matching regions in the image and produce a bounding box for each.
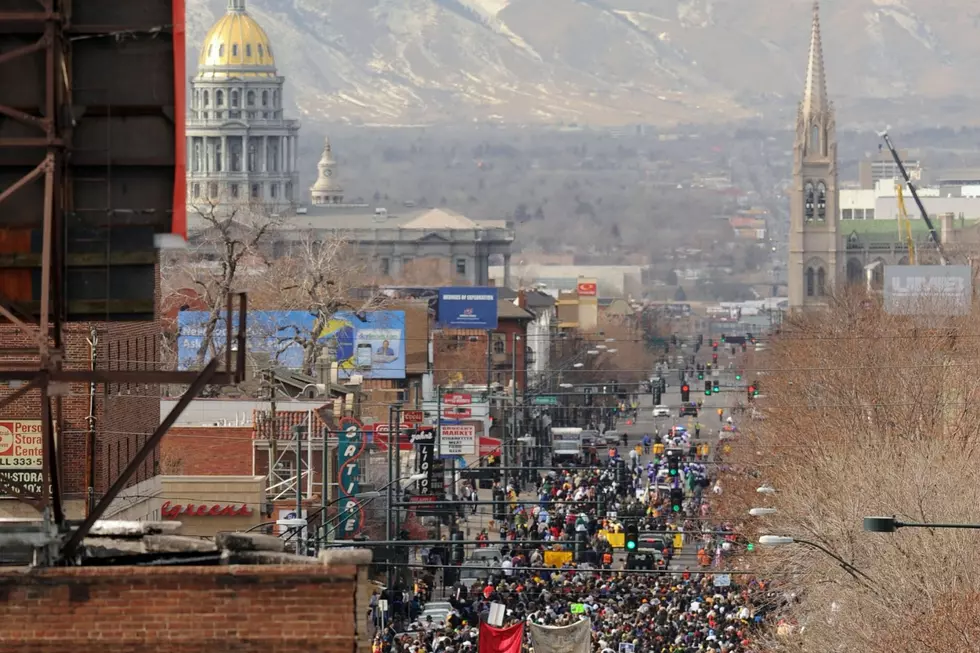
[0,420,43,498]
[176,310,406,379]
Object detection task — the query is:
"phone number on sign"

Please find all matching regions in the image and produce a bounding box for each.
[0,457,42,468]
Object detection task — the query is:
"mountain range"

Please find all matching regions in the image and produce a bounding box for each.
[186,0,980,127]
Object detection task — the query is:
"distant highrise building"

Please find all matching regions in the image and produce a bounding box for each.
[186,0,300,211]
[858,149,922,190]
[788,2,839,310]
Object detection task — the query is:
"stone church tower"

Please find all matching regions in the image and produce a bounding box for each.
[788,2,840,309]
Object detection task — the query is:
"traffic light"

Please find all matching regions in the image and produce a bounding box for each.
[704,380,712,396]
[680,384,690,402]
[741,343,747,353]
[720,334,726,343]
[712,341,718,352]
[697,371,704,380]
[735,372,742,381]
[712,380,720,393]
[747,385,756,401]
[746,542,755,552]
[667,452,679,477]
[625,523,639,551]
[712,353,718,363]
[670,488,684,513]
[731,346,736,355]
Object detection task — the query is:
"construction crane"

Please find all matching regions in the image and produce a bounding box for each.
[878,130,948,265]
[895,183,916,264]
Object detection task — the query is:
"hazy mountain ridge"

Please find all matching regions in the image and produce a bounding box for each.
[187,0,980,126]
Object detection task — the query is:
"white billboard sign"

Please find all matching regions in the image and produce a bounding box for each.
[883,265,972,316]
[0,420,43,496]
[439,424,476,456]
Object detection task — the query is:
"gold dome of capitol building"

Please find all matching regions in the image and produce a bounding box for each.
[198,0,277,79]
[187,0,300,213]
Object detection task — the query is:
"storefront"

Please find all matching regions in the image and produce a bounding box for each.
[105,475,267,537]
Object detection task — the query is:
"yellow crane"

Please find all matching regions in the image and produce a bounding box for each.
[895,183,916,264]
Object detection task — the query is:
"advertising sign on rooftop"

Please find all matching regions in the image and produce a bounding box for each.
[438,287,498,329]
[883,265,972,316]
[177,310,406,379]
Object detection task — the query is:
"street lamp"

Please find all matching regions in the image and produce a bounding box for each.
[863,515,980,532]
[749,507,777,517]
[758,535,875,584]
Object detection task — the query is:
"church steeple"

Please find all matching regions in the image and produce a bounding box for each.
[310,136,344,205]
[798,1,834,160]
[801,2,828,122]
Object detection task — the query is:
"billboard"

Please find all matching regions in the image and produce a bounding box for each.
[883,265,972,316]
[437,287,498,329]
[0,420,43,497]
[577,279,598,297]
[176,310,406,379]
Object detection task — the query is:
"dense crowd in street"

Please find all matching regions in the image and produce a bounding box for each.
[370,410,773,653]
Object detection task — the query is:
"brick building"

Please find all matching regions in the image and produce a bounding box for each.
[0,550,374,653]
[0,319,161,519]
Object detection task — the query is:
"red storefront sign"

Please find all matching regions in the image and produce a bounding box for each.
[161,501,253,519]
[443,393,471,406]
[577,281,597,296]
[402,410,424,424]
[373,423,415,451]
[480,436,502,457]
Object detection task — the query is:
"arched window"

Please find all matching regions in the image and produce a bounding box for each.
[203,90,210,106]
[215,90,224,106]
[232,44,239,57]
[805,268,815,297]
[262,90,269,106]
[230,90,239,108]
[246,44,252,57]
[214,140,222,172]
[218,44,225,57]
[273,90,279,108]
[804,182,815,221]
[247,90,255,106]
[258,44,264,58]
[816,182,827,220]
[817,268,826,296]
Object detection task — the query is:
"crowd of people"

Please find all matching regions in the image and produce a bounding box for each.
[370,406,772,653]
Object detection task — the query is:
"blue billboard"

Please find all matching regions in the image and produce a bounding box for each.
[437,287,498,329]
[176,310,406,379]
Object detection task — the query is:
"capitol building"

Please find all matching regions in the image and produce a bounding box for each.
[186,0,515,286]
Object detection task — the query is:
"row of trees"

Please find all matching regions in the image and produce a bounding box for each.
[720,291,980,652]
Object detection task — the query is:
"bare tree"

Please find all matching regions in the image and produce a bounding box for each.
[162,198,284,367]
[254,232,386,375]
[718,288,980,653]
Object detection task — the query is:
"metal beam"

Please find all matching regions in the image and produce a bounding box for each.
[40,383,62,523]
[58,358,221,563]
[0,36,47,68]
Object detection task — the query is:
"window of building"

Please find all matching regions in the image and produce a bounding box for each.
[853,209,864,219]
[208,182,218,198]
[817,268,826,296]
[214,140,222,172]
[380,258,390,276]
[192,183,200,198]
[203,90,210,106]
[230,183,239,199]
[262,90,268,106]
[251,183,260,199]
[270,183,278,199]
[219,44,225,57]
[842,209,852,220]
[493,338,505,355]
[273,90,279,107]
[258,44,264,58]
[247,141,257,172]
[865,209,875,219]
[456,258,467,276]
[216,90,224,106]
[247,90,255,106]
[231,90,239,107]
[285,182,292,199]
[246,44,252,57]
[805,268,815,297]
[232,44,239,56]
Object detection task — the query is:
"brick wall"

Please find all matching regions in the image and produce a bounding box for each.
[0,561,367,653]
[161,426,253,476]
[0,266,161,512]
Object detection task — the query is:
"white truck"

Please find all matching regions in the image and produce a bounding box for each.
[551,427,584,464]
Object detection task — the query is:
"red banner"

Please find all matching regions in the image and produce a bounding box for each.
[479,622,523,653]
[171,0,187,238]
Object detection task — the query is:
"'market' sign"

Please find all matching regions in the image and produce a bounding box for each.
[883,265,972,316]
